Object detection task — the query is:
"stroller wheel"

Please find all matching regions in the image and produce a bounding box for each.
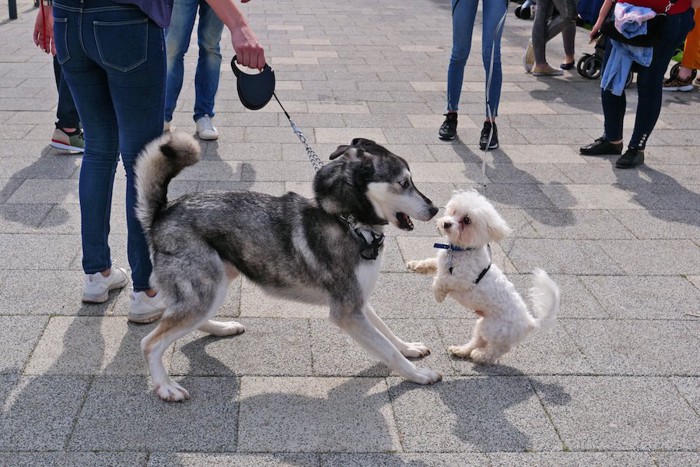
[576,54,590,77]
[669,62,698,81]
[581,55,602,79]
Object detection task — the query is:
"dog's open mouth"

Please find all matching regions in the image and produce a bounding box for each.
[396,212,414,231]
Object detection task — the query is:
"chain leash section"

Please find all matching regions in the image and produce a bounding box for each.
[273,93,324,172]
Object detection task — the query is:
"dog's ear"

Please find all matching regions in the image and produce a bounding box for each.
[485,207,512,243]
[329,146,367,161]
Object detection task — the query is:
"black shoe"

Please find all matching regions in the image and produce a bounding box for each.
[580,137,623,156]
[615,148,644,169]
[439,113,458,141]
[479,121,498,150]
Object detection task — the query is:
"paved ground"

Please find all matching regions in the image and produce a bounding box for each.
[1,0,699,465]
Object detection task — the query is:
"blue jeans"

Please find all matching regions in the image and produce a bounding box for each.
[446,0,508,118]
[164,0,224,123]
[53,0,166,291]
[53,56,79,129]
[601,8,695,150]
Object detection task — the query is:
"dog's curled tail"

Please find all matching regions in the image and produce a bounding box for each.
[529,268,560,330]
[135,132,201,232]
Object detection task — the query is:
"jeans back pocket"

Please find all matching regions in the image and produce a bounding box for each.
[53,17,70,65]
[94,18,149,72]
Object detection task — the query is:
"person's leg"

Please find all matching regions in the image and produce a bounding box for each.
[560,21,576,67]
[628,9,696,152]
[480,0,507,120]
[193,0,224,122]
[531,0,554,66]
[545,0,577,42]
[446,0,478,113]
[53,56,80,130]
[164,0,199,124]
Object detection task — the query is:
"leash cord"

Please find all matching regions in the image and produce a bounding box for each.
[273,92,324,172]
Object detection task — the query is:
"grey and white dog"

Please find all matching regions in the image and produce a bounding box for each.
[135,133,442,401]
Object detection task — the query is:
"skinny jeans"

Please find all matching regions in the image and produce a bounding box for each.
[601,8,695,150]
[531,0,577,65]
[164,0,223,123]
[446,0,508,118]
[53,0,166,291]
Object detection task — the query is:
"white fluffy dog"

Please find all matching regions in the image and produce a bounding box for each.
[406,190,560,364]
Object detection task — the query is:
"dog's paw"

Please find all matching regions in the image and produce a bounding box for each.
[448,344,473,359]
[406,259,437,275]
[407,367,442,385]
[199,320,246,337]
[400,342,431,358]
[155,380,191,402]
[434,288,447,303]
[469,348,496,365]
[405,260,420,272]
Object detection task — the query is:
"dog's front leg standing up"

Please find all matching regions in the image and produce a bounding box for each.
[330,301,442,384]
[364,303,430,358]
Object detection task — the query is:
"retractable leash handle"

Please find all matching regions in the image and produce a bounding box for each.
[230,56,325,172]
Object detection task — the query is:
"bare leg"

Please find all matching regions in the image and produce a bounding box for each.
[364,303,430,358]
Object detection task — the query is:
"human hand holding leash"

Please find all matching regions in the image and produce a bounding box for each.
[206,0,266,70]
[33,1,55,55]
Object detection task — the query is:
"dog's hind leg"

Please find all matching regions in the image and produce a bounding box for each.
[364,303,430,358]
[197,264,245,337]
[330,301,442,385]
[449,318,487,359]
[142,314,201,401]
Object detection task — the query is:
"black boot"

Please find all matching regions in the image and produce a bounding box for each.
[439,113,458,141]
[479,121,499,150]
[580,137,623,156]
[615,148,645,169]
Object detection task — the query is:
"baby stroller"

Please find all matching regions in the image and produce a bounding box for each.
[514,0,537,19]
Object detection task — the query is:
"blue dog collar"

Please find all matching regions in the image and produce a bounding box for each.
[433,243,473,252]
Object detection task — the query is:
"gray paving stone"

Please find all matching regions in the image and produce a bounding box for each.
[171,318,313,377]
[580,275,700,319]
[524,209,636,239]
[0,315,48,374]
[599,240,700,275]
[651,452,700,467]
[438,319,593,376]
[0,375,90,451]
[387,376,562,452]
[563,320,700,375]
[149,453,318,467]
[311,318,451,378]
[501,238,625,275]
[25,317,155,376]
[0,452,149,467]
[238,377,400,452]
[609,208,700,239]
[321,453,487,466]
[536,376,700,451]
[69,376,239,451]
[489,452,655,466]
[485,163,571,185]
[239,278,327,318]
[0,233,80,270]
[671,377,700,413]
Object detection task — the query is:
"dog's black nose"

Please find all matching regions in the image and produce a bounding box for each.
[429,206,439,217]
[443,221,452,229]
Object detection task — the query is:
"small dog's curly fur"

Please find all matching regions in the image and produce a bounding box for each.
[407,190,560,364]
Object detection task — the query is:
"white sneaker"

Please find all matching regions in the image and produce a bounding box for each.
[129,291,166,324]
[163,121,171,132]
[83,267,129,303]
[195,115,219,140]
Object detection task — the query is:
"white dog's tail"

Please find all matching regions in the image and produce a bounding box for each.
[135,132,201,233]
[529,268,560,330]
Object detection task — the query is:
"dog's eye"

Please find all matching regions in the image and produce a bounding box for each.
[462,216,471,225]
[398,180,410,189]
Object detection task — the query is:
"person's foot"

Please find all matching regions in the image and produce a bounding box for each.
[560,61,575,70]
[531,64,564,76]
[580,137,623,156]
[615,148,644,169]
[523,39,534,73]
[129,291,166,324]
[479,121,499,150]
[83,267,129,303]
[662,76,694,92]
[50,127,85,153]
[438,113,458,141]
[195,115,219,140]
